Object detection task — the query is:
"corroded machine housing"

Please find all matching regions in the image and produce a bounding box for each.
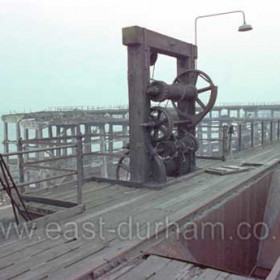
[121,26,217,185]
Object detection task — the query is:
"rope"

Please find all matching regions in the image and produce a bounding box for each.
[0,155,32,223]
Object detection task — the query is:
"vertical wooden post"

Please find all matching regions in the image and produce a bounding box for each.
[108,124,113,154]
[62,127,68,156]
[76,124,81,135]
[71,126,76,155]
[261,121,264,145]
[38,125,43,160]
[76,133,83,204]
[196,124,203,155]
[23,128,29,161]
[36,125,44,188]
[99,124,108,178]
[84,124,92,154]
[238,123,242,151]
[270,120,273,142]
[47,125,54,157]
[251,122,254,148]
[16,121,21,163]
[228,125,233,157]
[24,128,29,141]
[125,42,151,182]
[221,125,228,161]
[48,125,53,138]
[16,121,21,141]
[56,126,61,157]
[277,120,280,140]
[3,121,9,160]
[122,112,128,148]
[107,124,114,176]
[207,125,212,156]
[17,137,24,191]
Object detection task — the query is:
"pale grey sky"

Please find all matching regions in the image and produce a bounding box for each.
[0,0,279,113]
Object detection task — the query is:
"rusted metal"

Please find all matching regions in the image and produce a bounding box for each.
[171,70,217,127]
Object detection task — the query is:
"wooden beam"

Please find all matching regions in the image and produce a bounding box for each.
[123,26,197,59]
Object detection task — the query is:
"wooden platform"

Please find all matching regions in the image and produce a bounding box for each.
[98,255,258,280]
[0,143,280,279]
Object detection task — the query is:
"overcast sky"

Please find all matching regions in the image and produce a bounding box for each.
[0,0,279,113]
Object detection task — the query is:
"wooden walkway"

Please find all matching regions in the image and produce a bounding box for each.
[0,143,279,279]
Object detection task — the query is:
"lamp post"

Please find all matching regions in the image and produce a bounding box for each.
[194,10,253,46]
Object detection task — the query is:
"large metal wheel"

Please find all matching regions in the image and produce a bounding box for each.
[172,69,217,127]
[149,106,173,142]
[178,131,199,153]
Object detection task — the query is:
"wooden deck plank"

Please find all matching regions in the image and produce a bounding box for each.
[146,258,193,280]
[0,143,279,279]
[195,268,223,279]
[110,255,171,280]
[0,239,86,280]
[11,241,107,280]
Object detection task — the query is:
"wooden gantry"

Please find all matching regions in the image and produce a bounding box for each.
[122,26,197,184]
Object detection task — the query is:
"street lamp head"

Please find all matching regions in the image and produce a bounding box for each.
[194,10,253,46]
[238,23,253,32]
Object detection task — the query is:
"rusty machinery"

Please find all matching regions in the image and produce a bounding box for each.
[118,26,217,185]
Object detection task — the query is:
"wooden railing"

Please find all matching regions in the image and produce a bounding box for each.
[0,120,279,206]
[0,132,129,205]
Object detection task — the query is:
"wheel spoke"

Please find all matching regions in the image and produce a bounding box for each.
[158,118,167,126]
[150,106,172,141]
[154,128,159,140]
[199,73,211,84]
[157,111,162,121]
[120,163,130,172]
[198,86,212,94]
[159,126,167,137]
[196,97,206,110]
[150,114,157,121]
